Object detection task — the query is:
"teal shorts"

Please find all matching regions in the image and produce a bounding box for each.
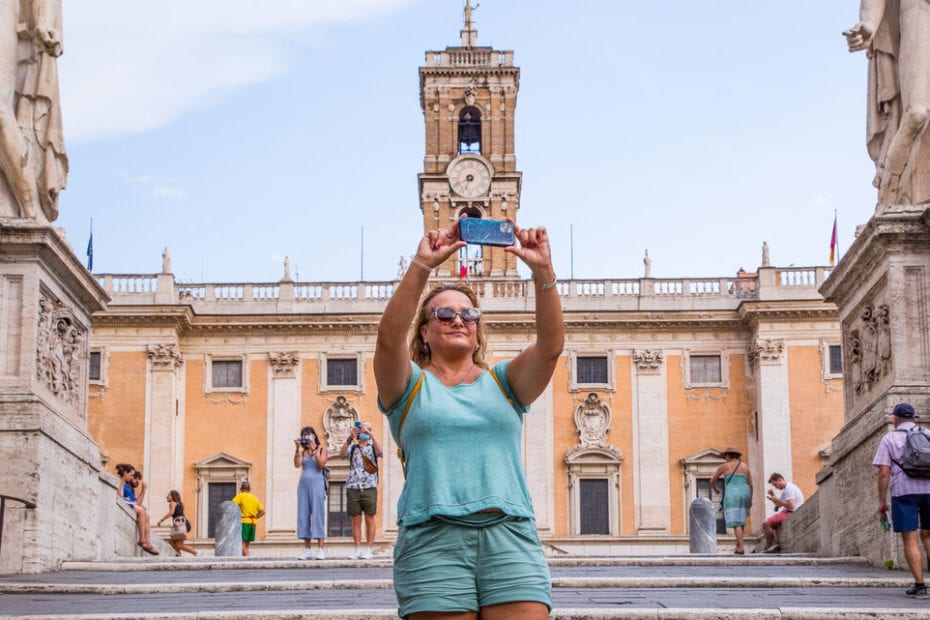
[393,514,551,617]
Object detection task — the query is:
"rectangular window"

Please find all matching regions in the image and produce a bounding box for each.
[579,478,610,535]
[696,478,726,535]
[212,360,243,388]
[327,481,351,538]
[326,358,358,387]
[829,345,842,375]
[207,482,236,538]
[88,351,101,381]
[690,355,722,384]
[576,356,608,385]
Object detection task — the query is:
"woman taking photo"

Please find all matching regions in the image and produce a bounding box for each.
[374,219,563,619]
[156,490,201,557]
[294,425,327,560]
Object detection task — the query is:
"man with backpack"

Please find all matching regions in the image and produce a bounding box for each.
[339,420,382,559]
[873,402,930,599]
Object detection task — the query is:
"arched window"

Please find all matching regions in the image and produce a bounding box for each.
[458,107,481,154]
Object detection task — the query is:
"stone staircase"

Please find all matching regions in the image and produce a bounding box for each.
[0,554,928,618]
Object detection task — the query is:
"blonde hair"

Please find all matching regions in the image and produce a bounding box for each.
[409,283,488,370]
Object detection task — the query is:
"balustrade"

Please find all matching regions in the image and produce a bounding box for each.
[94,265,829,313]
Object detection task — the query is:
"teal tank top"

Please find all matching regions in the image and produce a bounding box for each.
[379,360,535,526]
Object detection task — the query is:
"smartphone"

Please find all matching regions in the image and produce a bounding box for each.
[459,218,515,247]
[354,421,362,429]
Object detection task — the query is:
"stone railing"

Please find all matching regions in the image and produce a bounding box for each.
[94,266,831,315]
[424,49,514,68]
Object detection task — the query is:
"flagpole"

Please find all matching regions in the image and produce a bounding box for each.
[570,224,574,281]
[834,209,840,264]
[360,226,364,281]
[85,218,94,271]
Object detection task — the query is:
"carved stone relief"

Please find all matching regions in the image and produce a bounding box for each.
[268,351,300,378]
[633,349,663,372]
[146,344,183,369]
[847,302,892,397]
[572,392,611,448]
[323,395,359,451]
[36,293,85,409]
[748,339,784,366]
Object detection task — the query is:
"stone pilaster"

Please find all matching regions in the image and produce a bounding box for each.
[631,349,669,533]
[145,344,183,506]
[265,352,301,537]
[524,382,554,534]
[748,338,792,525]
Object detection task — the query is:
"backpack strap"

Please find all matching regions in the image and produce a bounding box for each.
[395,372,425,480]
[488,367,513,407]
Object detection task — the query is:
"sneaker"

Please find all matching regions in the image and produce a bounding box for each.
[349,548,363,560]
[906,583,928,599]
[762,544,781,554]
[299,549,313,560]
[315,549,326,560]
[195,551,203,558]
[360,547,373,560]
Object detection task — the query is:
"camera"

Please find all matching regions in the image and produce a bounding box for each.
[459,218,515,247]
[299,435,315,448]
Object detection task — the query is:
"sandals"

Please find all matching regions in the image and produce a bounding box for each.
[138,542,160,555]
[734,548,745,555]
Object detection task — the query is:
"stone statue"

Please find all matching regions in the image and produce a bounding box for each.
[0,0,67,223]
[845,0,930,205]
[161,247,171,274]
[282,256,292,282]
[761,241,770,267]
[643,249,651,278]
[397,255,409,278]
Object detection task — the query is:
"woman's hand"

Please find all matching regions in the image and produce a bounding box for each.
[415,221,467,269]
[506,224,554,277]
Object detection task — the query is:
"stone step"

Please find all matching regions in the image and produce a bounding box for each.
[3,556,928,618]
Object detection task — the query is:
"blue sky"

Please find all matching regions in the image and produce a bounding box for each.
[55,1,875,284]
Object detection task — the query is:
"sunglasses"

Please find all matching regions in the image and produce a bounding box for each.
[430,306,481,324]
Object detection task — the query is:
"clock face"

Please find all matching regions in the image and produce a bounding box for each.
[448,158,491,198]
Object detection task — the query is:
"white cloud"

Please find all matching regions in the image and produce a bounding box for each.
[59,0,418,144]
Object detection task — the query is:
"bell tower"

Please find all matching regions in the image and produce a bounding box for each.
[418,1,521,278]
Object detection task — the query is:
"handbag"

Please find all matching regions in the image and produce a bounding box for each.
[170,516,187,537]
[321,466,331,494]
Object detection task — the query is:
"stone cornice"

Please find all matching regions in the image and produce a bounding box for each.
[738,301,838,325]
[820,205,930,306]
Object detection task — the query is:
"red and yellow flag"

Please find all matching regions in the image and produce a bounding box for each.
[829,213,838,266]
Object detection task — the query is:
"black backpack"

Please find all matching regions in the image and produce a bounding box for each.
[891,426,930,479]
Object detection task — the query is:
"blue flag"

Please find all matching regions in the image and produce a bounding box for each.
[86,230,93,271]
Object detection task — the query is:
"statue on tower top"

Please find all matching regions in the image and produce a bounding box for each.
[461,0,478,47]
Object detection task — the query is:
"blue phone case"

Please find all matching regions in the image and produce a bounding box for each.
[459,218,515,246]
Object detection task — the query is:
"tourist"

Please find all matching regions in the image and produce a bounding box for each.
[710,446,752,554]
[762,473,804,553]
[873,402,930,599]
[294,425,327,559]
[374,219,563,619]
[156,490,200,557]
[231,480,265,556]
[114,463,157,555]
[338,420,382,559]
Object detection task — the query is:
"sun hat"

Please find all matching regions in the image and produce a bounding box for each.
[721,446,741,458]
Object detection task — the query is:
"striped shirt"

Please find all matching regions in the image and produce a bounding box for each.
[872,422,930,497]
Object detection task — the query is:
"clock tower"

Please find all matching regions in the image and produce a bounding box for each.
[418,1,520,278]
